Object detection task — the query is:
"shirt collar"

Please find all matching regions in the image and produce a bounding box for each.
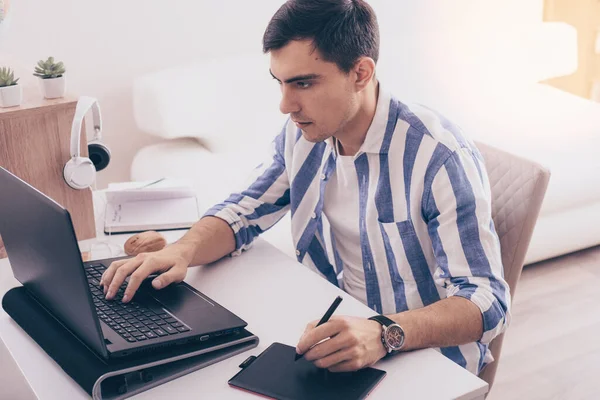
[359,82,393,155]
[326,81,393,156]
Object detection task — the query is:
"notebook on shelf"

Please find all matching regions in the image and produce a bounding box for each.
[103,178,201,234]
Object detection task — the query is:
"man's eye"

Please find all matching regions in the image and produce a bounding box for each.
[297,81,311,89]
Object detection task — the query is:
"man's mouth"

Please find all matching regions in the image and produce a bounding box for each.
[293,120,312,127]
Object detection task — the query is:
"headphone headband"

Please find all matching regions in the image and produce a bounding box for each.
[69,96,102,159]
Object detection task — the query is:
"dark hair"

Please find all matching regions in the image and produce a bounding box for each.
[263,0,380,73]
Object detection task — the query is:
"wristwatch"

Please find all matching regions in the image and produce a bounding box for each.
[368,315,405,354]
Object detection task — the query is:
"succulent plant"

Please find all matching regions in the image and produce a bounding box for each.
[33,56,66,79]
[0,66,19,87]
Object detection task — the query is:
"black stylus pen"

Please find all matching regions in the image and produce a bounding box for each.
[295,295,343,361]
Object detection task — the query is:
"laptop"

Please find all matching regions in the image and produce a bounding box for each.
[0,167,247,360]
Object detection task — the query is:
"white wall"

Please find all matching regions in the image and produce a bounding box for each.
[0,0,545,188]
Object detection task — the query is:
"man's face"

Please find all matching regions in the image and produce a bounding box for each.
[269,40,358,143]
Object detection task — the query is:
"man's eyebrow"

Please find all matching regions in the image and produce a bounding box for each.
[269,69,321,84]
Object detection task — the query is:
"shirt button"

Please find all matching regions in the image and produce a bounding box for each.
[295,249,301,256]
[311,212,317,219]
[320,173,326,180]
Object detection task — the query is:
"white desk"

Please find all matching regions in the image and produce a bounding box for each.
[0,228,488,400]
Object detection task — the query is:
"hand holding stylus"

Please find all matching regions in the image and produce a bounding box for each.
[295,296,343,361]
[295,296,388,372]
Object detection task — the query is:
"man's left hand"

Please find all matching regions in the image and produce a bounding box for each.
[296,316,387,372]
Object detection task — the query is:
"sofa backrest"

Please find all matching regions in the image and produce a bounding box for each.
[133,54,283,154]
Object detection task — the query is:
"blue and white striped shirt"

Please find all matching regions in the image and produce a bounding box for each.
[205,85,511,375]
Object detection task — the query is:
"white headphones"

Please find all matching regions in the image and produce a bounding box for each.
[63,96,111,190]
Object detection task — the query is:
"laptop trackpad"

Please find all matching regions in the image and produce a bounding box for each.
[152,285,213,314]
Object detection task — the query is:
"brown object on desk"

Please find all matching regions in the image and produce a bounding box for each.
[0,93,96,259]
[0,235,6,259]
[124,231,167,256]
[81,251,92,262]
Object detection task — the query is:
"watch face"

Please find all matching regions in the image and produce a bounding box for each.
[385,325,404,350]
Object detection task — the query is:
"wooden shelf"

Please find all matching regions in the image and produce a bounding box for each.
[0,93,79,117]
[0,93,96,258]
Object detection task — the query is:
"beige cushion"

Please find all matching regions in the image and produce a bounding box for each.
[475,141,550,390]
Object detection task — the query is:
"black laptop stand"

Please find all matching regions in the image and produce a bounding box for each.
[2,286,259,399]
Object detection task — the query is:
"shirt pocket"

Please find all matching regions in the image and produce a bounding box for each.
[377,219,431,284]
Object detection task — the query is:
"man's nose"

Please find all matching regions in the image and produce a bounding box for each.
[279,87,300,115]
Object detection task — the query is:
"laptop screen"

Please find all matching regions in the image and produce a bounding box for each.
[0,167,108,358]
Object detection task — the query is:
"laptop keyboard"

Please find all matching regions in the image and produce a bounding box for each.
[85,263,191,343]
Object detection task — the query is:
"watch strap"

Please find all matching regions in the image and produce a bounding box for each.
[368,314,397,328]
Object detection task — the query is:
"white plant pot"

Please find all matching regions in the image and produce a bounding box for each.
[40,76,66,99]
[0,84,23,108]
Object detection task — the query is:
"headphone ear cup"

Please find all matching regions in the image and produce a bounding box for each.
[88,142,111,172]
[64,157,96,190]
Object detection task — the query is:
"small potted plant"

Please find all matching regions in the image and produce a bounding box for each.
[0,66,22,108]
[33,56,66,99]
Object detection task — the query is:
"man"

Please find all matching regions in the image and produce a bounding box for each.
[101,0,510,375]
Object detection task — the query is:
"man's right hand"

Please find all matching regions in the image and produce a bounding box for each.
[100,242,196,303]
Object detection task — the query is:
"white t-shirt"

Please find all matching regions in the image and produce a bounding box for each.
[323,139,367,305]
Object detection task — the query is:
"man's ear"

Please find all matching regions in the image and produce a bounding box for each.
[352,57,376,91]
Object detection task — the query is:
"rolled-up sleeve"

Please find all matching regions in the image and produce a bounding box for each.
[203,125,291,256]
[423,146,511,345]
